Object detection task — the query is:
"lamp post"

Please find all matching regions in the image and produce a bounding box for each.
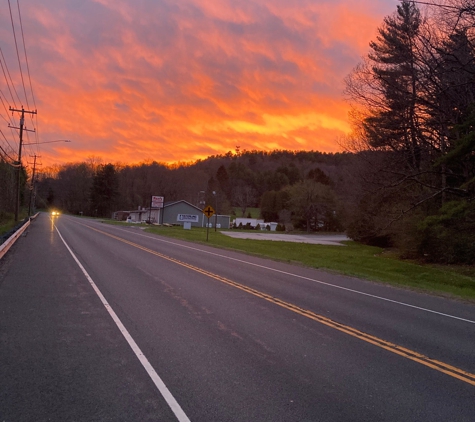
[213,190,218,231]
[199,190,205,207]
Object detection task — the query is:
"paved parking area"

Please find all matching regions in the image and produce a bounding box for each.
[220,232,349,245]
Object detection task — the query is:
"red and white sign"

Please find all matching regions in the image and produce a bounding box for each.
[151,196,164,208]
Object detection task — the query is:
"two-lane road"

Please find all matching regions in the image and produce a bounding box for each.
[1,213,474,421]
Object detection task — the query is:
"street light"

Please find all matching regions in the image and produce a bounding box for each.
[199,190,205,207]
[213,190,218,231]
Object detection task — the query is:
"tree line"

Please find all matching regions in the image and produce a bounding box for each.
[32,149,356,232]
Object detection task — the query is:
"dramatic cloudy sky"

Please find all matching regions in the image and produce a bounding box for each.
[0,0,398,166]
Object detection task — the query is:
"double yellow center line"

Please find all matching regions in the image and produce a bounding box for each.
[85,224,475,387]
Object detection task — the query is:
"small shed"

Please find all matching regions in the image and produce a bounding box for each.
[127,208,150,223]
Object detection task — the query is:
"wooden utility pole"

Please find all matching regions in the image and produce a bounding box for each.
[9,106,37,221]
[28,154,40,216]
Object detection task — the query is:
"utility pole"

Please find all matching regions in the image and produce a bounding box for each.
[9,106,37,221]
[28,154,41,217]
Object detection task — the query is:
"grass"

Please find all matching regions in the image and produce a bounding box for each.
[232,207,260,219]
[0,211,28,238]
[135,224,475,301]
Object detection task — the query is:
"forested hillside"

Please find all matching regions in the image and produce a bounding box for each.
[33,149,359,234]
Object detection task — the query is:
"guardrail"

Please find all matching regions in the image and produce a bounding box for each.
[0,214,38,260]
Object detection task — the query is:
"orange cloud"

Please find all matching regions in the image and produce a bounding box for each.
[0,0,397,167]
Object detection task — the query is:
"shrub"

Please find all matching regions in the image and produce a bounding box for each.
[416,201,475,264]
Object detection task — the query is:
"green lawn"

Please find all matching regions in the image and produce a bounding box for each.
[232,207,260,219]
[140,224,475,301]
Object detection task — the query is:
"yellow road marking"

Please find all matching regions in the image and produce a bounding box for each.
[83,223,475,387]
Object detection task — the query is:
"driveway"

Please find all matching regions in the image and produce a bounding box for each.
[220,232,350,246]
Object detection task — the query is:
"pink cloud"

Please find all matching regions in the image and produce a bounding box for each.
[0,0,397,166]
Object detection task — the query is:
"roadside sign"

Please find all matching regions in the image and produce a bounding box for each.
[203,205,215,218]
[177,214,199,223]
[151,196,164,208]
[203,205,215,242]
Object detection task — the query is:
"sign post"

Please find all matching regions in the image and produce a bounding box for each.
[202,205,215,241]
[150,195,164,224]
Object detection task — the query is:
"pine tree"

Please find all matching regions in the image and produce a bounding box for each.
[90,164,119,217]
[364,0,423,169]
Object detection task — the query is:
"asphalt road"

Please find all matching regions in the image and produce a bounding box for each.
[1,214,474,421]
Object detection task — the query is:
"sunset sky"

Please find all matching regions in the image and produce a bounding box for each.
[0,0,398,167]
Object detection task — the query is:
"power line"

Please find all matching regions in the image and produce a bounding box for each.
[0,47,21,107]
[16,0,39,145]
[0,88,17,128]
[409,1,460,9]
[0,90,17,154]
[0,129,20,166]
[408,0,475,12]
[17,0,36,111]
[7,0,30,110]
[0,128,15,152]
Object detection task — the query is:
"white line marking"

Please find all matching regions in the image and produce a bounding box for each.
[108,225,475,326]
[55,225,191,422]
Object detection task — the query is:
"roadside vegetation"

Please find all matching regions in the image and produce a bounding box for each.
[141,224,475,301]
[232,207,260,219]
[0,211,28,239]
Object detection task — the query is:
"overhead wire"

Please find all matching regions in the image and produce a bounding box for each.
[0,88,18,159]
[8,0,30,111]
[2,1,40,163]
[0,23,22,159]
[0,129,20,166]
[409,1,463,10]
[409,0,475,20]
[16,0,39,147]
[0,88,16,127]
[0,47,21,107]
[17,0,36,111]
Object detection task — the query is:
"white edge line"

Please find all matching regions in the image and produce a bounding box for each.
[113,226,475,326]
[55,225,191,422]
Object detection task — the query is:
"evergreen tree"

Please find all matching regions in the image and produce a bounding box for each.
[216,165,230,199]
[90,164,119,217]
[364,0,423,169]
[306,168,332,185]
